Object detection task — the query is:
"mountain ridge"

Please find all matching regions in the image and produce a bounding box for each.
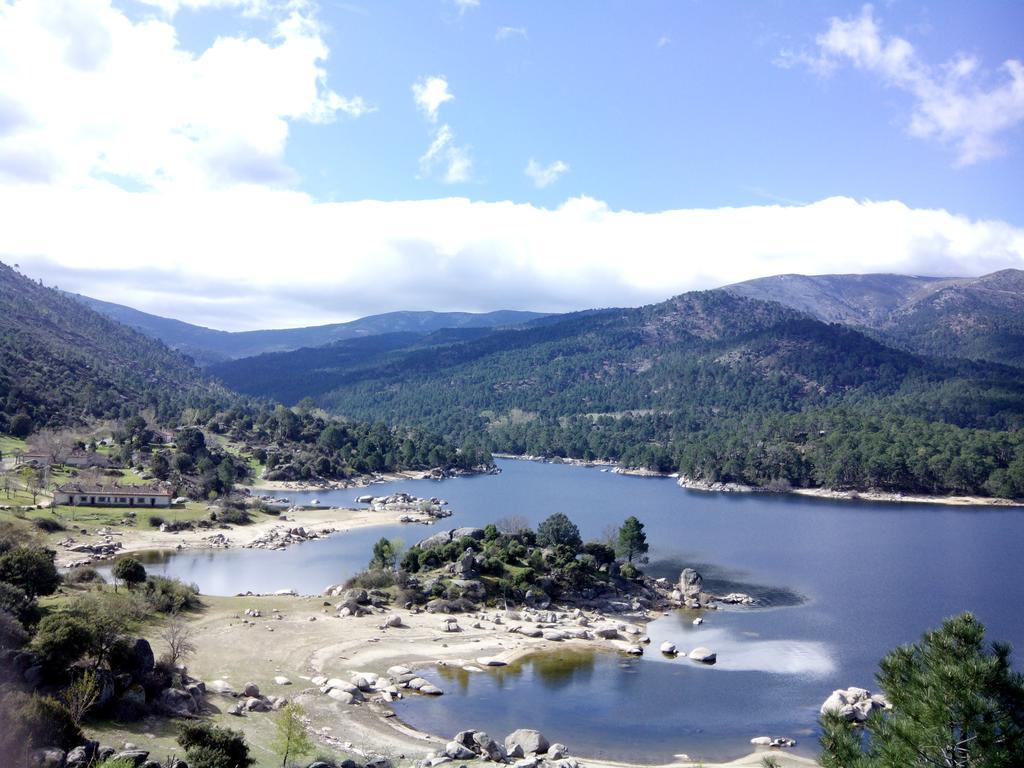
[68,292,549,364]
[723,269,1024,367]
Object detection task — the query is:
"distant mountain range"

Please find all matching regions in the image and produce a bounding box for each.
[7,261,1022,497]
[724,269,1024,368]
[68,292,548,364]
[207,277,1024,497]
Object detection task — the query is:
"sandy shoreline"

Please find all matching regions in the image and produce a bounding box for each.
[54,503,433,566]
[495,453,1022,507]
[171,596,818,768]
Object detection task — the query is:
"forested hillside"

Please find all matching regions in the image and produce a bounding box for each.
[211,289,1024,497]
[0,262,487,481]
[0,262,225,435]
[726,269,1024,367]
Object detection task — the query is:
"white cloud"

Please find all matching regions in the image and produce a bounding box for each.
[4,189,1021,329]
[0,0,370,189]
[525,158,569,188]
[419,124,472,183]
[451,0,479,14]
[412,75,454,123]
[496,26,527,41]
[779,4,1024,166]
[656,35,671,49]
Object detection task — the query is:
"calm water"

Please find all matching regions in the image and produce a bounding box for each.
[130,460,1024,762]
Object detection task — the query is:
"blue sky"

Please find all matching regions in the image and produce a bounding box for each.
[171,0,1024,221]
[1,0,1023,328]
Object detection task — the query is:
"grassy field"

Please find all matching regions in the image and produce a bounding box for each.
[0,500,214,546]
[0,434,27,456]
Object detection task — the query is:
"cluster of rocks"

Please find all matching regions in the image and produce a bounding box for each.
[421,729,576,768]
[33,742,187,768]
[750,736,797,749]
[820,687,892,722]
[204,680,289,715]
[669,568,755,609]
[313,665,443,705]
[3,637,208,722]
[677,476,757,493]
[243,524,335,550]
[358,492,454,523]
[59,537,123,560]
[203,532,230,548]
[657,641,717,663]
[322,586,393,617]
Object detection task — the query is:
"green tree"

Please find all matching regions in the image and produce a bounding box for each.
[0,546,60,599]
[616,516,649,564]
[820,612,1024,768]
[271,702,314,767]
[177,721,255,768]
[370,537,399,570]
[31,613,93,671]
[112,557,147,591]
[536,513,582,551]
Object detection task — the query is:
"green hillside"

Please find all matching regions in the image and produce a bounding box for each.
[211,289,1024,497]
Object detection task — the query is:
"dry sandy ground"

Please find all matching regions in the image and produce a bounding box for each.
[791,487,1023,507]
[133,596,819,768]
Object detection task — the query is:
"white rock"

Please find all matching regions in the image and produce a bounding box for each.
[660,641,677,655]
[688,647,717,663]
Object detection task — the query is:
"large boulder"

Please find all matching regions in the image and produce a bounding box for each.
[504,729,550,757]
[207,679,235,696]
[445,741,476,760]
[679,568,703,598]
[159,687,199,717]
[472,732,507,762]
[65,743,98,768]
[417,531,453,551]
[130,638,155,675]
[451,527,484,540]
[688,647,717,663]
[30,749,65,768]
[820,687,890,723]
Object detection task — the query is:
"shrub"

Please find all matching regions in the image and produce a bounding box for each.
[32,518,65,533]
[143,575,200,614]
[31,613,93,671]
[64,567,101,585]
[0,608,28,650]
[97,759,138,768]
[147,515,166,528]
[400,547,422,573]
[619,562,639,580]
[0,581,39,626]
[177,721,254,768]
[344,569,395,590]
[417,549,441,570]
[216,508,252,525]
[18,695,83,750]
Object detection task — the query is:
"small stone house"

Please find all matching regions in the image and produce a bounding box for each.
[64,450,111,469]
[53,483,172,508]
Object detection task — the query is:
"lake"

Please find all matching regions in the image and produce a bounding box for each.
[130,459,1024,762]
